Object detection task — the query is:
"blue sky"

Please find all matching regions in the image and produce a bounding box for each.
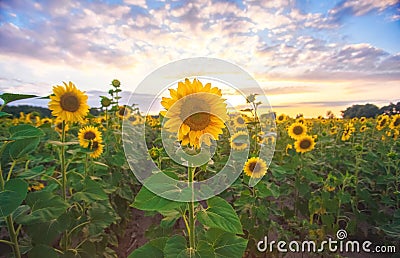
[0,0,399,117]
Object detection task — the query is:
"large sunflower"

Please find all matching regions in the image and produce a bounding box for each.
[294,135,316,153]
[243,157,267,178]
[48,81,89,123]
[78,126,102,148]
[287,122,307,139]
[230,131,249,151]
[161,78,228,149]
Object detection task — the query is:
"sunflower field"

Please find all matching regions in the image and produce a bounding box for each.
[0,79,399,258]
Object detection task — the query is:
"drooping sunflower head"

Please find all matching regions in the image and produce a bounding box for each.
[287,122,307,139]
[294,135,316,153]
[161,78,228,149]
[390,114,400,130]
[243,157,267,178]
[48,81,89,123]
[78,126,102,148]
[117,105,131,119]
[54,119,69,133]
[230,131,249,151]
[89,140,104,159]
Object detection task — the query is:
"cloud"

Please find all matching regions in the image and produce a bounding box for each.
[329,0,399,21]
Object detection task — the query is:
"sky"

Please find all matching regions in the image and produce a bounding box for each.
[0,0,399,117]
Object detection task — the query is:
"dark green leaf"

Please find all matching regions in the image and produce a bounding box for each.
[0,93,37,105]
[0,179,28,217]
[164,235,188,258]
[128,237,168,258]
[197,196,243,234]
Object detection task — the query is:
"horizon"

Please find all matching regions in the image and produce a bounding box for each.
[1,0,399,117]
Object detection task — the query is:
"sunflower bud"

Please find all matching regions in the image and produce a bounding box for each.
[101,96,112,107]
[112,79,121,88]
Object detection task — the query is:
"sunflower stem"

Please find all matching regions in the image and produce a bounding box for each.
[188,166,196,255]
[6,215,21,258]
[60,120,69,251]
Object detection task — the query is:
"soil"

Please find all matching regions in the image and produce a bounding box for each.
[114,208,162,258]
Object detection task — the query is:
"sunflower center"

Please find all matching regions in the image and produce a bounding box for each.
[92,141,99,150]
[60,93,80,112]
[84,131,96,140]
[299,139,311,149]
[119,107,127,117]
[379,119,387,127]
[184,112,210,131]
[234,142,244,146]
[56,123,63,130]
[248,162,261,173]
[394,118,400,127]
[293,126,304,135]
[129,116,137,122]
[237,117,245,124]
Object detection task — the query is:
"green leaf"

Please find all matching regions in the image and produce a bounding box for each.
[15,191,68,225]
[131,186,184,212]
[87,202,117,235]
[256,182,280,198]
[0,111,11,118]
[27,221,63,245]
[197,196,243,234]
[28,244,58,258]
[204,229,248,258]
[0,93,37,105]
[128,237,168,258]
[0,179,28,217]
[72,178,108,203]
[164,235,189,258]
[9,137,41,160]
[9,124,44,140]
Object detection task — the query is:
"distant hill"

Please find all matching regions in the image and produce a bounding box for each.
[3,105,101,118]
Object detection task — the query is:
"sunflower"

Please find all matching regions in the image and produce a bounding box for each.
[285,144,293,155]
[243,157,267,178]
[230,131,249,151]
[89,140,104,159]
[360,125,368,133]
[376,114,389,131]
[129,114,144,125]
[41,118,53,125]
[263,135,275,145]
[341,123,355,141]
[317,115,323,120]
[48,81,89,123]
[296,117,305,124]
[161,78,228,149]
[54,119,69,133]
[351,117,358,123]
[389,114,400,130]
[294,135,315,153]
[330,126,338,135]
[276,114,288,124]
[360,117,367,123]
[78,126,102,148]
[287,122,307,139]
[117,105,131,119]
